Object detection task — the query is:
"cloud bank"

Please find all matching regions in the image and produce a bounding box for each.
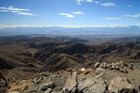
[0,6,38,16]
[101,2,118,7]
[59,13,74,18]
[106,18,121,20]
[72,11,84,14]
[125,13,140,17]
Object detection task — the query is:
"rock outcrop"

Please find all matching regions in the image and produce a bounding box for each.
[108,77,136,93]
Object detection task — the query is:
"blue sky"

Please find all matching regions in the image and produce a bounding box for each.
[0,0,140,28]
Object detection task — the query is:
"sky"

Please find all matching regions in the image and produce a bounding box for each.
[0,0,140,29]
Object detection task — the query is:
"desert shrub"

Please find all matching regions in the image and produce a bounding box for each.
[67,68,73,72]
[35,75,44,80]
[28,42,38,48]
[91,64,95,68]
[9,86,21,92]
[83,69,90,74]
[23,83,30,89]
[122,63,129,67]
[32,73,43,79]
[60,70,66,73]
[0,66,9,88]
[77,70,82,74]
[25,79,32,83]
[0,86,8,93]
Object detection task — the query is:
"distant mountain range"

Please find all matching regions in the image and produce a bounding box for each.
[0,25,140,36]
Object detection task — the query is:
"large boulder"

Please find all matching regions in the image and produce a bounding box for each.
[44,88,52,93]
[96,68,103,75]
[64,78,77,92]
[78,78,107,93]
[94,62,100,69]
[108,77,136,93]
[9,91,19,93]
[64,71,77,92]
[39,81,55,91]
[0,82,5,87]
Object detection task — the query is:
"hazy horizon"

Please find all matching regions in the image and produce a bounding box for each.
[0,0,140,36]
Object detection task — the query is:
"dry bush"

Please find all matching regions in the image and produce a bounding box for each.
[60,70,64,73]
[45,80,51,83]
[9,86,21,92]
[56,71,60,75]
[77,70,82,74]
[23,83,30,89]
[91,64,95,68]
[36,75,44,79]
[26,79,32,83]
[122,63,129,67]
[32,73,44,79]
[83,69,90,74]
[0,86,8,93]
[63,71,66,73]
[32,73,40,79]
[67,68,73,72]
[99,63,104,68]
[60,70,66,73]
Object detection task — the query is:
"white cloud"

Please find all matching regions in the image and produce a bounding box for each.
[127,5,132,7]
[106,18,121,20]
[0,24,130,29]
[77,0,83,5]
[0,6,30,11]
[59,13,74,18]
[93,1,99,3]
[86,0,93,2]
[11,11,37,16]
[0,7,7,9]
[101,2,118,7]
[125,13,140,17]
[110,24,122,27]
[0,24,44,29]
[72,11,84,14]
[0,10,9,12]
[86,0,99,3]
[0,6,38,16]
[8,6,30,11]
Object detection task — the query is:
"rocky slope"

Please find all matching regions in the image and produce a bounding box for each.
[41,54,84,72]
[4,62,140,93]
[0,36,140,93]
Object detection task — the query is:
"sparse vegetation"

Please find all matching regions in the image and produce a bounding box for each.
[23,83,30,90]
[83,69,90,74]
[9,86,21,92]
[25,79,32,83]
[122,63,129,67]
[0,35,140,93]
[0,66,10,88]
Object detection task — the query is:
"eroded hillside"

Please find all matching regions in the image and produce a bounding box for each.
[0,35,140,93]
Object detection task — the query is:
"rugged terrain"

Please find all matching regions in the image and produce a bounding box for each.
[0,35,140,93]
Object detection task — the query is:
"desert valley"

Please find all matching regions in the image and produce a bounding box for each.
[0,35,140,93]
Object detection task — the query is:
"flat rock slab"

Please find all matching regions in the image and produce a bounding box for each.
[65,78,77,92]
[83,79,106,93]
[30,86,39,93]
[78,78,106,93]
[9,91,19,93]
[44,88,52,93]
[71,71,77,80]
[108,77,135,93]
[96,68,103,75]
[39,81,55,91]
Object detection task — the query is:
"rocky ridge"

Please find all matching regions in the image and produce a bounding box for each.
[4,61,140,93]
